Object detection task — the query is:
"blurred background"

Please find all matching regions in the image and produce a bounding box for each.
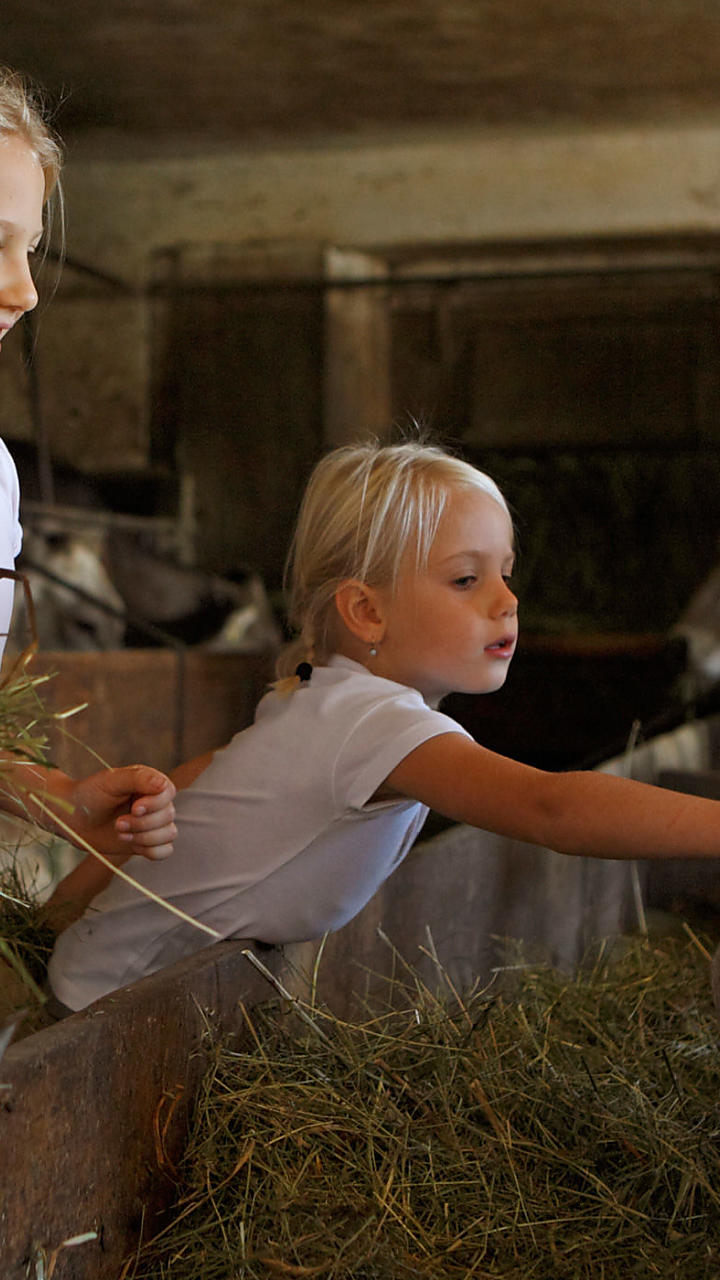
[2,0,720,768]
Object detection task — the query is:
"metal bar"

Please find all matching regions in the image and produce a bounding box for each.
[21,500,180,537]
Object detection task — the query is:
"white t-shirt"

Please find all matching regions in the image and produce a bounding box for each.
[0,439,22,662]
[49,656,471,1010]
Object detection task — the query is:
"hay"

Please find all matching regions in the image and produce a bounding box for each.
[129,934,720,1280]
[0,666,58,770]
[0,666,83,1029]
[0,861,56,1025]
[0,862,56,984]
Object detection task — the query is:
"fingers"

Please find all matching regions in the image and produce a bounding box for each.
[129,780,176,818]
[116,809,176,838]
[116,819,177,861]
[116,792,177,860]
[101,765,177,861]
[137,839,174,862]
[105,765,176,803]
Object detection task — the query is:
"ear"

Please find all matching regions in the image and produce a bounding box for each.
[334,578,385,644]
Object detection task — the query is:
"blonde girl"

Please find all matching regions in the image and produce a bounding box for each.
[49,439,720,1012]
[0,68,176,867]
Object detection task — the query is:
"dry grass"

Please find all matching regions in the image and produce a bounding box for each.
[0,860,57,1026]
[0,666,82,1030]
[128,933,720,1280]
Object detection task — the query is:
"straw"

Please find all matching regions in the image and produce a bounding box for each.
[0,662,220,1035]
[129,933,720,1280]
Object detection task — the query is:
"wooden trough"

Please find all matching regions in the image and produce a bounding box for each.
[2,831,640,1280]
[2,651,720,1278]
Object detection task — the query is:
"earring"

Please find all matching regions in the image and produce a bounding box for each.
[369,642,378,658]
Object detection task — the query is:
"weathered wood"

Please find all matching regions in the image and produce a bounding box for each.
[8,1,720,152]
[0,942,279,1280]
[25,648,273,774]
[323,247,392,446]
[285,826,638,1017]
[151,243,324,586]
[0,815,639,1279]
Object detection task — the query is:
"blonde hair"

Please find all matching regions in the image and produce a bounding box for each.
[276,439,510,683]
[0,67,64,249]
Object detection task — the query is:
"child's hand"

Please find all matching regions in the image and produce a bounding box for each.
[69,765,177,862]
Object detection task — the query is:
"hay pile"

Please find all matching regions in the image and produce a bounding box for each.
[0,666,79,1027]
[129,933,720,1280]
[0,861,56,982]
[0,861,57,1024]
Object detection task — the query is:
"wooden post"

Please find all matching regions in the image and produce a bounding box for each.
[323,247,392,446]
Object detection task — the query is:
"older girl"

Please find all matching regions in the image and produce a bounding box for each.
[49,440,720,1011]
[0,68,176,863]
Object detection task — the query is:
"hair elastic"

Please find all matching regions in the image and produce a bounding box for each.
[294,661,313,683]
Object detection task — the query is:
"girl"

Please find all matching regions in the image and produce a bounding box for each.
[0,68,176,867]
[48,439,720,1012]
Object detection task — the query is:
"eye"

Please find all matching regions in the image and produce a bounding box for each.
[453,575,476,589]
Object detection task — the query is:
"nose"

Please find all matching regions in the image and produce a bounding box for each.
[489,577,518,619]
[1,254,38,317]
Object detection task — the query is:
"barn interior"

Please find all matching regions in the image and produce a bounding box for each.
[2,1,720,770]
[5,6,720,1274]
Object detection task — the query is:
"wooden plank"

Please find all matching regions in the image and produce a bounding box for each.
[25,649,273,774]
[323,248,392,445]
[0,942,277,1280]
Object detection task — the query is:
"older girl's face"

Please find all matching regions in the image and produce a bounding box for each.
[0,133,44,352]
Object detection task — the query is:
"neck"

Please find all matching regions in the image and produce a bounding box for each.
[332,632,373,671]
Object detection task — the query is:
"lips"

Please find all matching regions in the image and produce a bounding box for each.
[485,635,516,657]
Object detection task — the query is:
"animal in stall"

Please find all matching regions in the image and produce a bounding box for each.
[13,521,281,654]
[8,442,129,651]
[672,559,720,694]
[15,521,126,651]
[105,531,281,652]
[8,444,280,653]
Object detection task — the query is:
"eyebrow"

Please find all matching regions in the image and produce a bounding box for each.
[438,548,515,568]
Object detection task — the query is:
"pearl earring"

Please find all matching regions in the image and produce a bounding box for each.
[369,643,378,658]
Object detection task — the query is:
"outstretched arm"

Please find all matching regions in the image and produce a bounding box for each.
[384,732,720,862]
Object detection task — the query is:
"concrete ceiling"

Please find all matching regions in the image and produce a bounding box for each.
[3,0,720,158]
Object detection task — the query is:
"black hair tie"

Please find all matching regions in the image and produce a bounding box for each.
[295,661,313,683]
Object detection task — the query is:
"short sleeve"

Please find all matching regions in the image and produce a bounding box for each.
[332,692,471,811]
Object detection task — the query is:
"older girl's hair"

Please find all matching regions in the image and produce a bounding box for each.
[0,67,64,256]
[276,439,510,680]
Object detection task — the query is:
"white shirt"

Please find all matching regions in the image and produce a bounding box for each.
[49,656,471,1010]
[0,438,22,661]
